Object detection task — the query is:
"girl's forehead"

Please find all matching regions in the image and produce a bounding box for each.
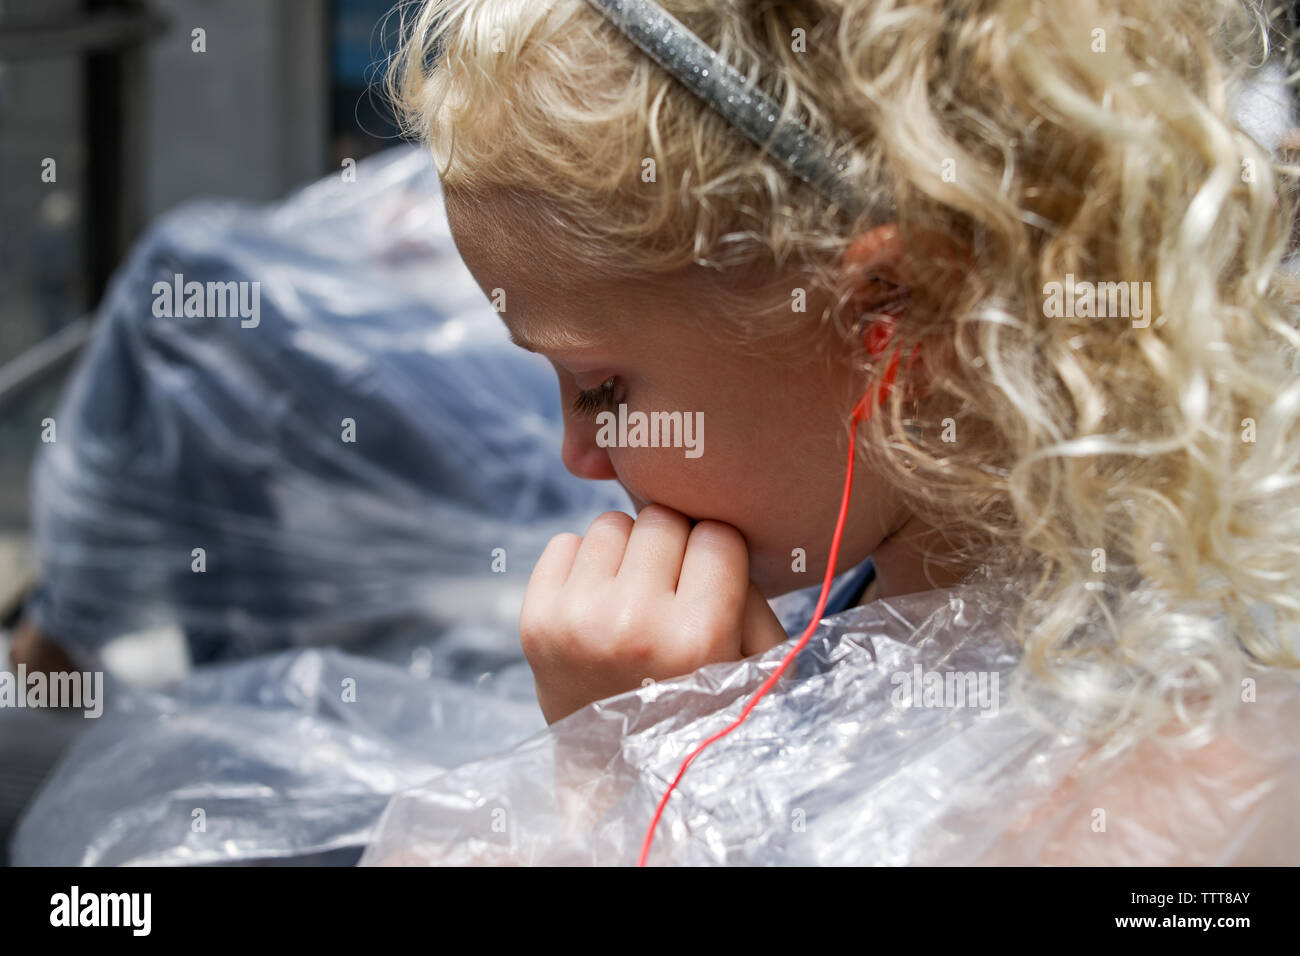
[445,187,590,282]
[443,183,825,356]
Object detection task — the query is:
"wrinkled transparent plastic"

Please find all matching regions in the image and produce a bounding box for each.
[18,581,1297,865]
[11,648,546,865]
[359,584,1300,866]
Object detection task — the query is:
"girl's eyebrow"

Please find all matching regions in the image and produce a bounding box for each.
[506,323,600,354]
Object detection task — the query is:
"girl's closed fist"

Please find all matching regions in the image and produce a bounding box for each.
[520,504,789,725]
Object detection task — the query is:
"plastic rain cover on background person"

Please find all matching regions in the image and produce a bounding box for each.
[22,146,630,671]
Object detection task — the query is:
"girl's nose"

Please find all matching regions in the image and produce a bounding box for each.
[561,421,619,481]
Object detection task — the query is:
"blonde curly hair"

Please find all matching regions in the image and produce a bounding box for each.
[389,0,1300,755]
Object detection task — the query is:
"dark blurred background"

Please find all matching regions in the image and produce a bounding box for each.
[0,0,404,617]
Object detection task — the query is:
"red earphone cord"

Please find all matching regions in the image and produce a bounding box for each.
[636,343,907,866]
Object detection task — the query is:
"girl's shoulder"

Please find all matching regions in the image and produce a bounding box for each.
[983,672,1300,865]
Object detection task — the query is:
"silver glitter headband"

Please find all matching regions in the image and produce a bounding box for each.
[583,0,865,216]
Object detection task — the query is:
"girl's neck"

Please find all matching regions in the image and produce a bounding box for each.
[861,512,971,605]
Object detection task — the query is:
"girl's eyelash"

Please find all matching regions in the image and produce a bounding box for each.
[572,377,620,417]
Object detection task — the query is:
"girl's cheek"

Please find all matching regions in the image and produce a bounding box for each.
[604,449,653,502]
[608,448,729,521]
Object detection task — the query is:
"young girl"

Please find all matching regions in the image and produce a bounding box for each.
[369,0,1300,863]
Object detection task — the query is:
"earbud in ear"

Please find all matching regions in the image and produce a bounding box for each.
[862,314,897,358]
[852,313,926,425]
[852,344,902,424]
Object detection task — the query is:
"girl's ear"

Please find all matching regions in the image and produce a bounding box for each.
[841,223,971,404]
[841,224,910,371]
[842,224,942,407]
[841,223,971,301]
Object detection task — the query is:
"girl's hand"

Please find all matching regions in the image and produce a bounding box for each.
[521,504,789,724]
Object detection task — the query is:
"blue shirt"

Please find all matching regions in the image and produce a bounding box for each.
[769,557,876,641]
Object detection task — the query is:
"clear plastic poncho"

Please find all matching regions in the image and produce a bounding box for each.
[358,583,1300,866]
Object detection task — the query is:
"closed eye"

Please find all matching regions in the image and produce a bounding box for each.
[572,377,620,418]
